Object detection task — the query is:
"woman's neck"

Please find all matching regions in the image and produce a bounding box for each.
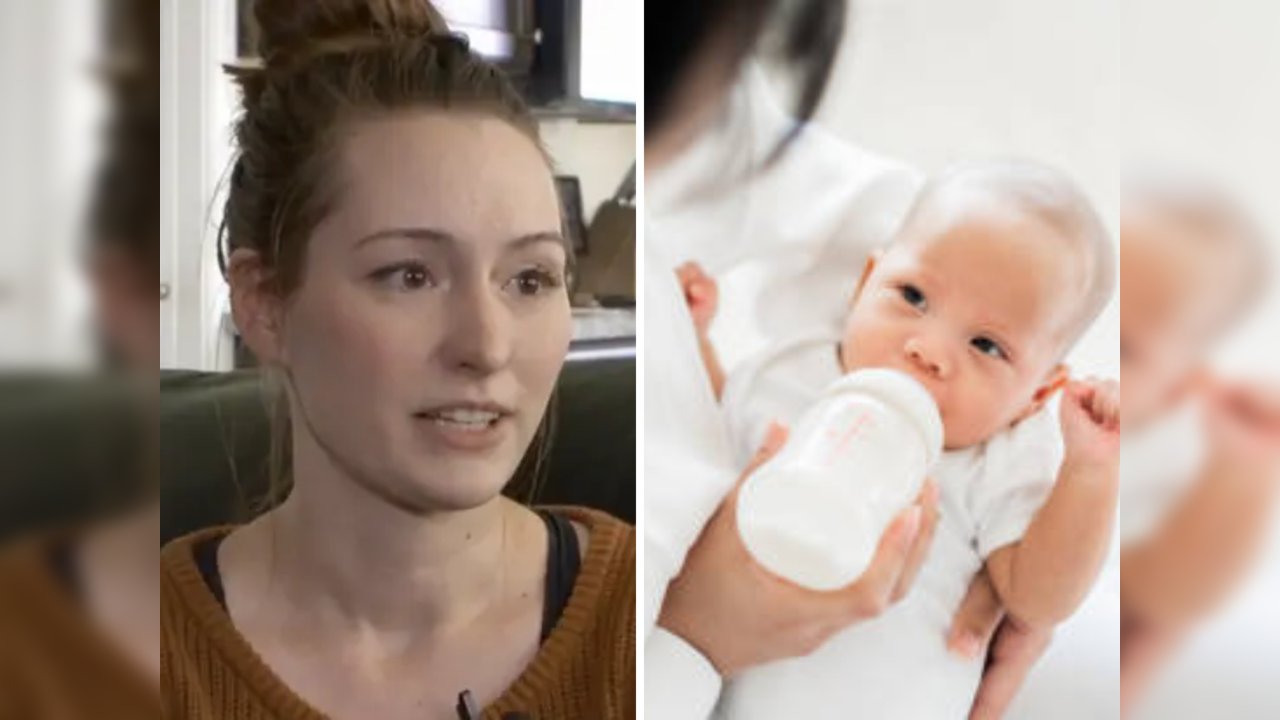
[231,427,542,636]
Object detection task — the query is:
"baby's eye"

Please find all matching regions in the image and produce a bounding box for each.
[899,284,927,310]
[971,336,1009,361]
[372,262,435,292]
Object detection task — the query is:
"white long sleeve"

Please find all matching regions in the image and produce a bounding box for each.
[645,628,724,720]
[642,237,739,636]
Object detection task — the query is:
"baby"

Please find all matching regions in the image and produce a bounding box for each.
[679,160,1120,719]
[1118,172,1280,714]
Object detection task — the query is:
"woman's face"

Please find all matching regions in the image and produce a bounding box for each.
[262,112,571,512]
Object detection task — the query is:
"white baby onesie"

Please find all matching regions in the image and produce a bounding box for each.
[717,332,1063,720]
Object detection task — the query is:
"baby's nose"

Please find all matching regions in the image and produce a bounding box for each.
[905,337,950,379]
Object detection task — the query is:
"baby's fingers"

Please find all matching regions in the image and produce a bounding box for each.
[1088,379,1121,428]
[675,260,700,280]
[948,570,1004,659]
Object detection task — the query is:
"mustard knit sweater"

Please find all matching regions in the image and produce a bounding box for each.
[161,507,635,719]
[0,537,161,720]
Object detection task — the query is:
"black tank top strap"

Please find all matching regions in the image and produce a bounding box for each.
[193,534,229,609]
[537,509,582,643]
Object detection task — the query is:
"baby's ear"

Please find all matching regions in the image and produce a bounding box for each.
[1017,363,1070,422]
[849,252,880,307]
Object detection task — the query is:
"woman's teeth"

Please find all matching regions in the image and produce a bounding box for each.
[427,409,501,431]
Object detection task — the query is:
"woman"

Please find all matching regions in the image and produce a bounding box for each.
[159,2,633,718]
[645,2,1053,718]
[0,72,161,718]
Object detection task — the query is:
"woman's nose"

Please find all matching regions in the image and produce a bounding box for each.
[904,335,951,379]
[443,287,513,375]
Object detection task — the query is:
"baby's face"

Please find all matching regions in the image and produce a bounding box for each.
[1120,209,1230,427]
[840,203,1079,448]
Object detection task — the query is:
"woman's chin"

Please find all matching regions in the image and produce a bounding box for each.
[374,460,518,514]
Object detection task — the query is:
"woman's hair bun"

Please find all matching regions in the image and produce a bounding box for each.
[253,0,449,63]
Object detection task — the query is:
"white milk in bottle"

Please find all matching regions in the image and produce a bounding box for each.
[736,368,943,591]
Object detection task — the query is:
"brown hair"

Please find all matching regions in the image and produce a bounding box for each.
[647,0,846,159]
[221,0,557,511]
[219,0,543,295]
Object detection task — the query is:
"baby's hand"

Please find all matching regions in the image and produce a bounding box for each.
[1059,377,1120,468]
[676,261,719,334]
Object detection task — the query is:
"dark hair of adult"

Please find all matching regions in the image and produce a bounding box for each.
[646,0,847,148]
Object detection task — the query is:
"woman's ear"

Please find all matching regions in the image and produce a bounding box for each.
[227,248,287,366]
[849,252,880,308]
[1015,363,1070,423]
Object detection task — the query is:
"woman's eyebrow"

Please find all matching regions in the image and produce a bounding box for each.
[353,227,566,250]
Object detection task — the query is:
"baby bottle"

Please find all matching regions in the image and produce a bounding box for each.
[736,368,944,591]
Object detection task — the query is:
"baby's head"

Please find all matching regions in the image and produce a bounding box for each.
[840,161,1114,449]
[1121,172,1269,428]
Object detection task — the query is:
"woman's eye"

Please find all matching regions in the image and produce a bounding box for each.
[507,268,564,297]
[373,263,434,292]
[899,284,927,310]
[971,336,1008,360]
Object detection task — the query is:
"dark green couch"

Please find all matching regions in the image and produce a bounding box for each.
[1,342,634,544]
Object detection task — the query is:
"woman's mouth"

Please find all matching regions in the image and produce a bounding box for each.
[422,408,503,432]
[412,404,514,451]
